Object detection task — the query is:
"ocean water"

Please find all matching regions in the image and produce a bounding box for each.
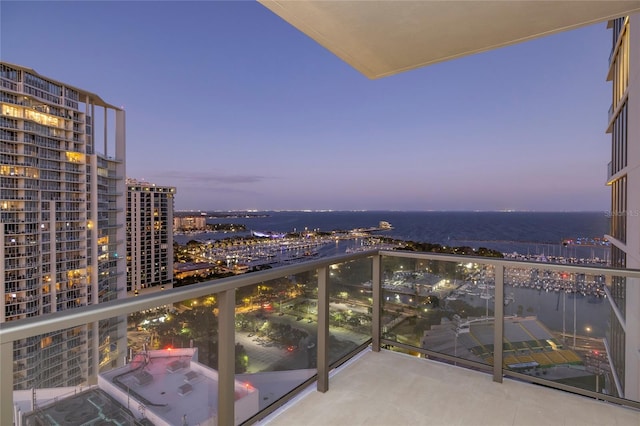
[177,211,610,257]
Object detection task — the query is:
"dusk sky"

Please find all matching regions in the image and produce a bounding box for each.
[2,1,613,212]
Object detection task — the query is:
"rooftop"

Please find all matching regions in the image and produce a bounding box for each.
[262,349,640,426]
[99,348,259,425]
[20,388,148,426]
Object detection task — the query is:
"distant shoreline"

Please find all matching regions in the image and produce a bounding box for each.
[176,210,607,214]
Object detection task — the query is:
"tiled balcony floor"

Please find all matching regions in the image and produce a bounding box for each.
[261,349,640,426]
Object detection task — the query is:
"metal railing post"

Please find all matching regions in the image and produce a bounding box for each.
[372,255,382,352]
[1,341,13,425]
[317,266,330,392]
[493,264,504,383]
[218,289,236,426]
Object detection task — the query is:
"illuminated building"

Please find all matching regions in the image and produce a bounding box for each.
[0,62,126,389]
[606,15,640,401]
[126,179,175,294]
[174,214,207,232]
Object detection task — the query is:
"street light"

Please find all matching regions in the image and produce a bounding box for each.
[585,349,605,394]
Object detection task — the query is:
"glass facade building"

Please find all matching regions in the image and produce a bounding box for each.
[0,62,126,388]
[606,16,640,401]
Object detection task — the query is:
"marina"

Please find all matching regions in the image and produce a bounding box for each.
[176,219,398,269]
[190,235,344,269]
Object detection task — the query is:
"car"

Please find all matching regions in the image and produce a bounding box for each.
[307,318,313,323]
[248,333,255,337]
[296,316,303,321]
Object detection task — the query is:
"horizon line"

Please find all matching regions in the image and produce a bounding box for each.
[174,209,609,213]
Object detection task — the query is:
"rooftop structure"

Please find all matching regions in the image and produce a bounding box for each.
[99,348,258,425]
[19,387,148,426]
[15,347,260,426]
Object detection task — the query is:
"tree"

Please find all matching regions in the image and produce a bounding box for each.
[235,344,248,373]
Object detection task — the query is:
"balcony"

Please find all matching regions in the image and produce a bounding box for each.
[264,349,640,426]
[1,251,639,426]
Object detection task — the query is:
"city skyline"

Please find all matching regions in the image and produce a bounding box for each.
[1,1,612,211]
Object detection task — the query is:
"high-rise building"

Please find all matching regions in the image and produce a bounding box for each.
[0,62,126,388]
[606,15,640,401]
[126,178,175,294]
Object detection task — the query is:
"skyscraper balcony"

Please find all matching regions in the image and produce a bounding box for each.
[1,251,639,425]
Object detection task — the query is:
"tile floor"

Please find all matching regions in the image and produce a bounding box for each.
[261,349,640,426]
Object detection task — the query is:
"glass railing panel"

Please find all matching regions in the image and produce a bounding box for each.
[381,255,496,366]
[116,296,218,426]
[502,265,571,379]
[606,271,626,319]
[5,253,639,424]
[11,297,220,426]
[3,255,376,425]
[127,295,219,366]
[234,273,318,422]
[327,257,373,365]
[502,265,635,403]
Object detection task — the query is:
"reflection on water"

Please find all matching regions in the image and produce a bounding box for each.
[462,286,609,338]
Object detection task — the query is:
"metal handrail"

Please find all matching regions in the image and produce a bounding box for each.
[0,250,374,343]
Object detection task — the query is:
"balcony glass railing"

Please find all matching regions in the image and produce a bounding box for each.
[1,251,639,426]
[378,252,638,401]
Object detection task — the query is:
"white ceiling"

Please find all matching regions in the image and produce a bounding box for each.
[259,1,640,79]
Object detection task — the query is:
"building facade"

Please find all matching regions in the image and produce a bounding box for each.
[126,179,175,294]
[0,62,126,389]
[606,16,640,401]
[174,214,206,232]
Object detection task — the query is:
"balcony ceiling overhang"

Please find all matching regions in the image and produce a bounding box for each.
[258,0,640,79]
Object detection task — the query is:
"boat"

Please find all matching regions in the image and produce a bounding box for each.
[350,221,394,234]
[251,230,287,239]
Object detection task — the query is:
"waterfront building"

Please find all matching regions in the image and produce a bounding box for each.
[0,62,126,388]
[174,213,207,232]
[174,261,217,280]
[606,15,640,401]
[126,179,175,295]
